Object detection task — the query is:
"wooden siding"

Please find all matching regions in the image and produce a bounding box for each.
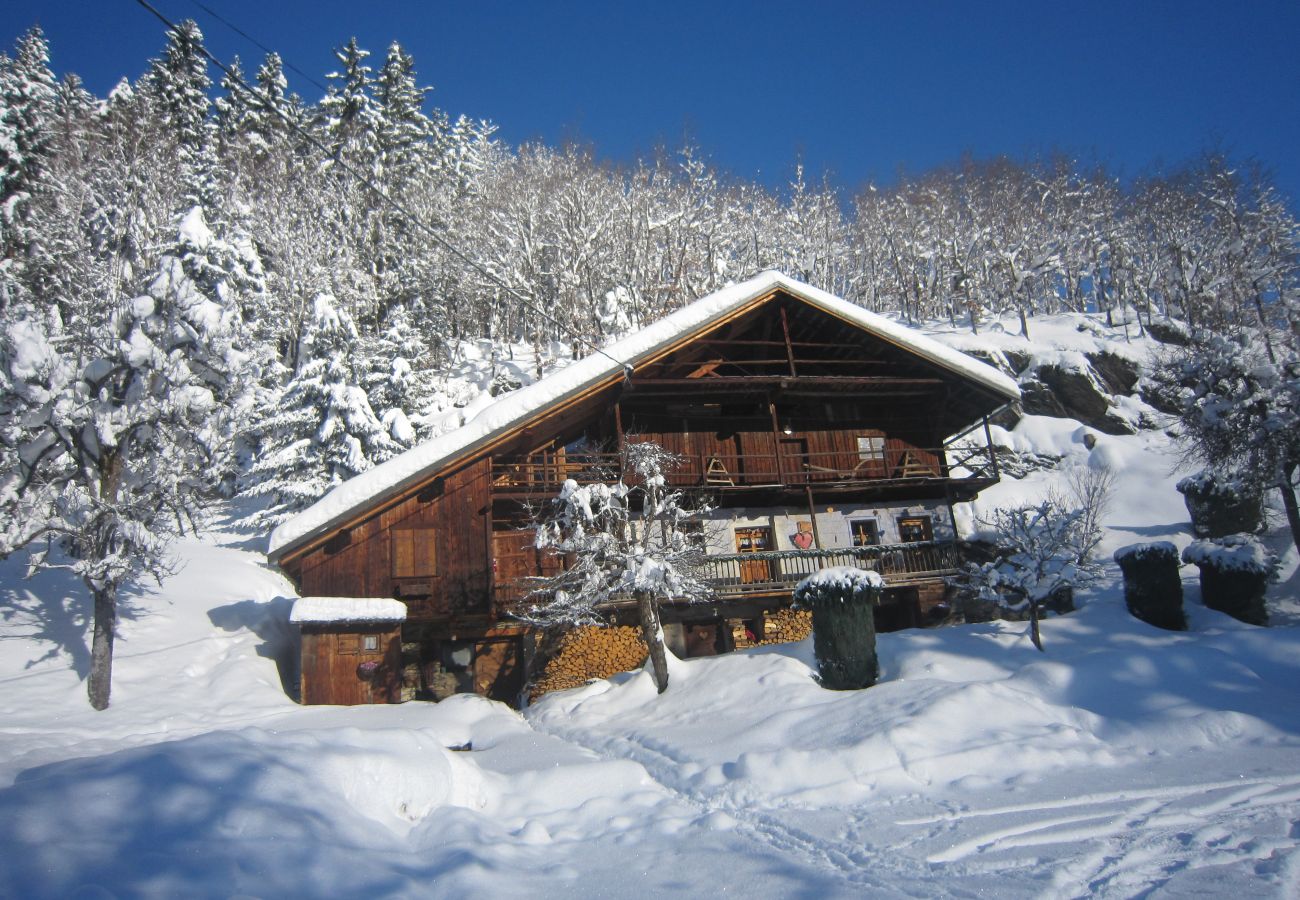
[621,427,942,487]
[293,458,493,620]
[300,624,402,705]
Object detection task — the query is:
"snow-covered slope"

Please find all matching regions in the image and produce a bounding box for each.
[3,312,1299,898]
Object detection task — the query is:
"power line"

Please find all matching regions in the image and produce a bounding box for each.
[132,0,632,376]
[184,0,329,95]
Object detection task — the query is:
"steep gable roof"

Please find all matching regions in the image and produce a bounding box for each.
[268,271,1019,562]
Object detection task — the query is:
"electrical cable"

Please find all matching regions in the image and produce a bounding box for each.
[184,0,329,95]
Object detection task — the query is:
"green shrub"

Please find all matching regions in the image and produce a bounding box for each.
[1114,542,1185,630]
[1182,534,1277,626]
[793,567,882,690]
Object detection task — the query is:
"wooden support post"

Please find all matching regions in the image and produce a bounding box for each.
[804,485,823,550]
[780,305,798,377]
[983,415,1000,480]
[614,402,625,452]
[768,399,785,482]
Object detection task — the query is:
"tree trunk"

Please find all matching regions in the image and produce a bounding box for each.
[88,583,117,710]
[1028,598,1044,652]
[636,590,669,694]
[1280,479,1300,556]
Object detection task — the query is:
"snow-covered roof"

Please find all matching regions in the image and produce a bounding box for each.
[269,271,1020,561]
[290,596,408,625]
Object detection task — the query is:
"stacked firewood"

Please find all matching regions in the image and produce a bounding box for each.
[757,609,813,645]
[530,625,648,700]
[529,610,813,701]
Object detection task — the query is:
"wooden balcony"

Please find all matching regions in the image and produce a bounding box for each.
[497,541,961,610]
[491,438,998,500]
[699,541,962,599]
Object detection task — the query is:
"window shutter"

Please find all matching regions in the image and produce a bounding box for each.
[393,528,437,577]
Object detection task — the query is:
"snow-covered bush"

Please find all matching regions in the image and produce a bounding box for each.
[955,492,1105,651]
[1114,541,1185,631]
[1154,332,1300,552]
[1182,534,1278,626]
[1176,469,1264,538]
[792,567,883,690]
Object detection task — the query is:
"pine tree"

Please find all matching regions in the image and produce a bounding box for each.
[241,294,400,527]
[144,20,219,213]
[0,26,59,309]
[317,37,378,170]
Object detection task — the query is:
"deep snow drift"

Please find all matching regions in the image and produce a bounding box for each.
[3,312,1300,898]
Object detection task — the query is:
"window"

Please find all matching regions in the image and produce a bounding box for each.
[857,435,886,463]
[734,527,773,552]
[392,528,437,578]
[850,519,880,547]
[361,634,379,652]
[897,515,933,543]
[734,526,774,585]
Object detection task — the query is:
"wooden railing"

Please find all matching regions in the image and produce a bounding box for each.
[491,441,996,495]
[700,541,962,597]
[498,541,961,609]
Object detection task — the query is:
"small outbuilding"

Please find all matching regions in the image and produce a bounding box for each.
[290,597,406,705]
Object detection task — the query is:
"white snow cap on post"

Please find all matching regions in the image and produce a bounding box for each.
[289,597,408,625]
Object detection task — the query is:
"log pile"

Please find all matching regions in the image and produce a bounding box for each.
[530,625,648,700]
[529,610,813,702]
[756,608,812,645]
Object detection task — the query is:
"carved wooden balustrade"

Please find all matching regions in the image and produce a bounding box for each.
[490,438,997,498]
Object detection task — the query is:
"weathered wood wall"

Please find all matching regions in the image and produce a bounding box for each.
[300,623,402,705]
[292,459,493,620]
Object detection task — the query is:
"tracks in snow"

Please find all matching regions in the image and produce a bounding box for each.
[903,774,1300,897]
[535,714,1300,898]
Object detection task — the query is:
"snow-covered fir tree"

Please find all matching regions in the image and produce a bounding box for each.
[0,26,58,309]
[361,301,442,446]
[241,294,399,527]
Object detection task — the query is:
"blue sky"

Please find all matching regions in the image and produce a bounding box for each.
[9,1,1300,205]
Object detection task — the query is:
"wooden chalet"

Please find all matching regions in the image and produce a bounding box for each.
[268,272,1020,707]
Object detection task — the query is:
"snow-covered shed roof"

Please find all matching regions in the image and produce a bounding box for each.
[290,597,408,625]
[268,271,1020,562]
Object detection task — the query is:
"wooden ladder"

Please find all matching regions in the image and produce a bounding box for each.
[895,450,936,478]
[705,457,734,485]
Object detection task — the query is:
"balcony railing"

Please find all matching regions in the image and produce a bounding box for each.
[498,541,962,609]
[491,440,996,496]
[699,541,962,598]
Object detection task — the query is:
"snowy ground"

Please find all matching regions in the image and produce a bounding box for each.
[3,315,1300,898]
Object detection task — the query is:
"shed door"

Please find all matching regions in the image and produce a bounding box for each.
[493,530,535,605]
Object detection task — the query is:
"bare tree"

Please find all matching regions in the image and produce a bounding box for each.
[517,442,712,694]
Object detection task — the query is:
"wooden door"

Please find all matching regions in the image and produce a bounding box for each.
[474,638,524,704]
[735,526,774,585]
[493,530,534,604]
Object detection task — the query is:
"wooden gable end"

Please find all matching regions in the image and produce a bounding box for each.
[276,285,1009,590]
[288,458,493,620]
